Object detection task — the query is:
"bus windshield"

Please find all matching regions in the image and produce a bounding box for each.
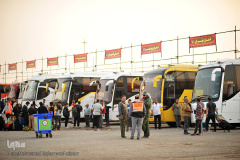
[96,79,114,104]
[23,81,38,101]
[18,83,26,99]
[141,74,162,103]
[192,67,222,102]
[53,78,71,103]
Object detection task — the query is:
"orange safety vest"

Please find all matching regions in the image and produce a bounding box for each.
[132,102,144,112]
[5,104,13,114]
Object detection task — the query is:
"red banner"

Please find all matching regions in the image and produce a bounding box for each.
[26,60,36,68]
[105,49,121,59]
[141,42,161,55]
[74,54,87,63]
[189,34,216,48]
[9,63,17,71]
[47,57,58,66]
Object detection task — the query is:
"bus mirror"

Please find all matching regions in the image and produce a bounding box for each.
[62,83,66,93]
[46,83,49,92]
[153,75,163,88]
[211,68,221,81]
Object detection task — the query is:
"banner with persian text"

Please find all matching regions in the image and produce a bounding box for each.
[74,54,87,63]
[26,60,36,68]
[105,49,121,59]
[189,34,216,48]
[47,57,58,66]
[9,63,17,71]
[141,42,162,55]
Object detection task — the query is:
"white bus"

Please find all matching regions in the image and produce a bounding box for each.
[94,72,143,121]
[191,59,240,127]
[50,72,110,118]
[22,73,59,108]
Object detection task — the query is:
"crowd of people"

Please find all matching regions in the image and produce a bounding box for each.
[0,92,219,139]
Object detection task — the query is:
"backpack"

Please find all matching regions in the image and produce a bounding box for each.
[63,107,68,118]
[73,106,78,117]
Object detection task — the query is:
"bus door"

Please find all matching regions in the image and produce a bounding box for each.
[167,83,175,108]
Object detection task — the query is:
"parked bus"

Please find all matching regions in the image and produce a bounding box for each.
[50,72,110,118]
[191,59,240,127]
[138,65,198,126]
[22,73,59,108]
[6,82,20,102]
[0,83,10,100]
[95,72,143,121]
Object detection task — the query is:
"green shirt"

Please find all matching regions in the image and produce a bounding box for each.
[172,103,181,115]
[144,97,152,116]
[118,101,128,120]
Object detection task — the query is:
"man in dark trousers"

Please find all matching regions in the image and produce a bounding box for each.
[73,101,82,128]
[205,97,218,132]
[142,92,152,138]
[22,101,30,126]
[28,104,37,130]
[118,95,128,138]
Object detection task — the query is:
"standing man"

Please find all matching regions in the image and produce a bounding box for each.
[103,102,117,127]
[118,95,128,138]
[192,98,204,136]
[182,97,193,135]
[151,99,164,129]
[84,104,91,127]
[2,99,13,121]
[22,101,29,127]
[54,101,62,130]
[48,102,55,129]
[172,98,182,128]
[197,96,205,134]
[73,101,82,128]
[38,102,48,114]
[129,95,146,140]
[43,99,48,109]
[71,100,76,124]
[126,99,132,131]
[92,100,103,131]
[63,103,70,128]
[28,104,37,131]
[205,97,218,132]
[142,92,152,138]
[99,100,104,128]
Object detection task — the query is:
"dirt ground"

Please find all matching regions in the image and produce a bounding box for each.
[0,119,240,160]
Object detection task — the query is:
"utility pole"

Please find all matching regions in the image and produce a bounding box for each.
[82,40,87,72]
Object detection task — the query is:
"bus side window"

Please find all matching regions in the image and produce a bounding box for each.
[168,84,175,99]
[223,65,239,101]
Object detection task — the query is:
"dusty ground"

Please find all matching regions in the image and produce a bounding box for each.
[0,119,240,160]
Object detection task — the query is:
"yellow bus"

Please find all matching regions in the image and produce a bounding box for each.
[133,64,198,126]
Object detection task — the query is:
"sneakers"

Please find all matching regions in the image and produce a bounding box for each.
[97,129,100,131]
[65,126,69,128]
[130,137,134,140]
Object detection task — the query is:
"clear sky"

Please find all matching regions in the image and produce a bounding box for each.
[0,0,240,82]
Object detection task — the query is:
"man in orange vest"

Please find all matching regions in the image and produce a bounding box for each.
[2,99,13,120]
[129,95,146,140]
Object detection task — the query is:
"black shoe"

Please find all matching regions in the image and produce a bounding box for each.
[142,136,149,138]
[121,136,127,138]
[184,132,190,135]
[130,137,134,140]
[137,138,139,140]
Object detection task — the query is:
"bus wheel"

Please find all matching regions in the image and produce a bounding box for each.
[166,122,176,127]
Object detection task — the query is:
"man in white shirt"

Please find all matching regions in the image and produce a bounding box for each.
[92,100,103,131]
[151,99,164,129]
